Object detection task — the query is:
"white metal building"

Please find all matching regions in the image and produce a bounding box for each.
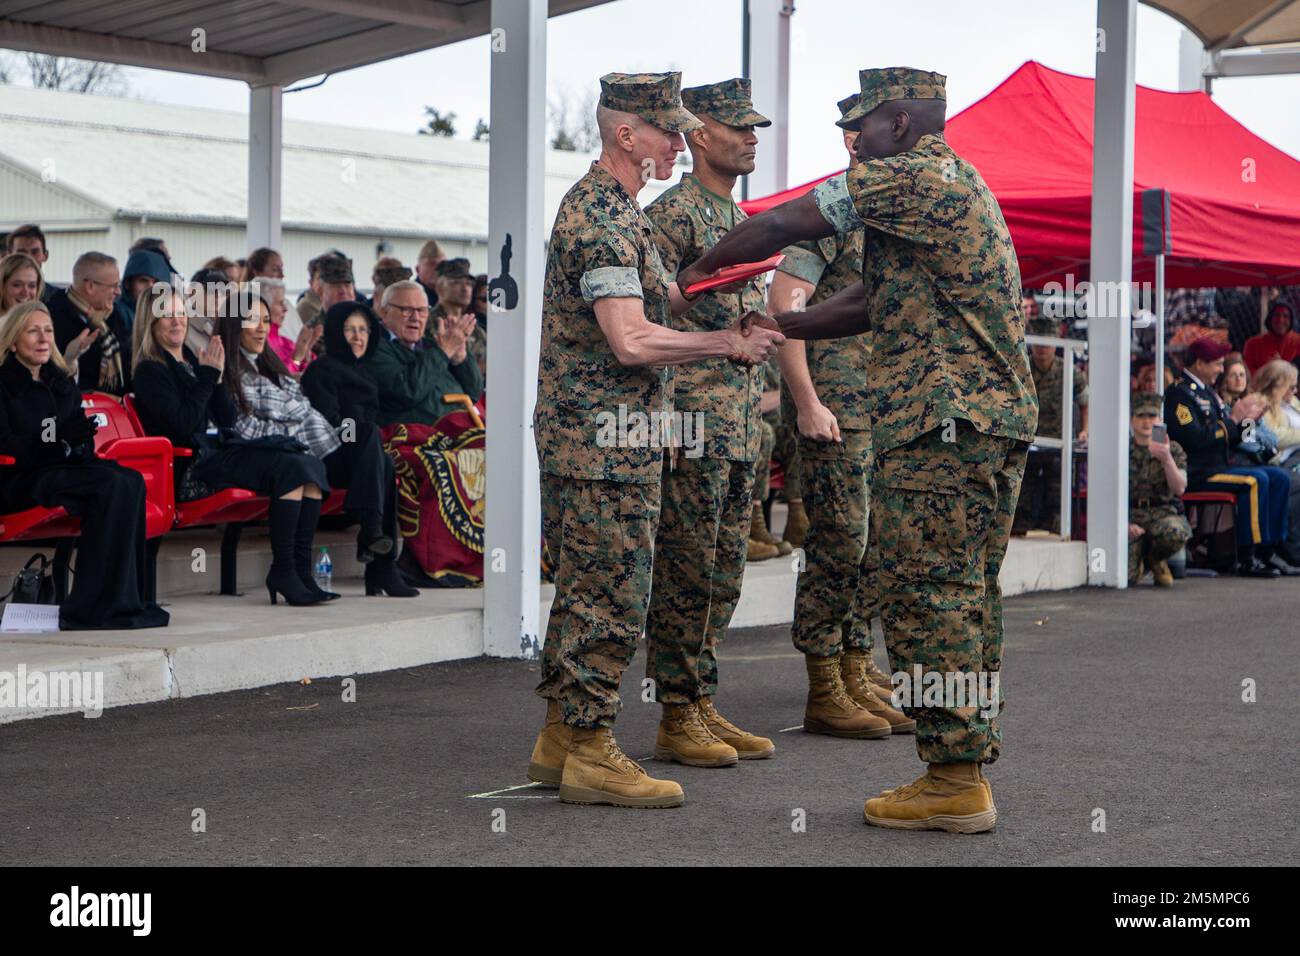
[0,82,675,287]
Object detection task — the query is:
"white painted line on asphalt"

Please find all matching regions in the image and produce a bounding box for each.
[777,725,804,733]
[467,782,546,798]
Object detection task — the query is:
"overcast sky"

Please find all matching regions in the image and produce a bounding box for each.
[94,0,1300,187]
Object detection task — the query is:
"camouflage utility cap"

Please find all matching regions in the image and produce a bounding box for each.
[836,67,946,130]
[1027,315,1058,336]
[318,256,354,284]
[599,72,702,133]
[681,78,771,128]
[1132,392,1162,416]
[436,257,473,280]
[836,92,860,122]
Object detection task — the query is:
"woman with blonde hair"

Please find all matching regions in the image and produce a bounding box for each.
[0,253,44,313]
[1252,358,1300,566]
[0,301,167,629]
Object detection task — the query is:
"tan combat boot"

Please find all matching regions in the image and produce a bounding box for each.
[1151,560,1174,587]
[782,499,809,550]
[697,696,775,759]
[655,702,739,767]
[864,762,996,834]
[803,655,892,739]
[858,653,896,697]
[559,727,685,808]
[747,529,780,562]
[750,502,789,557]
[842,649,917,734]
[526,699,571,787]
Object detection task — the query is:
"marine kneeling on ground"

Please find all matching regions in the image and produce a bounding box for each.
[1128,392,1192,586]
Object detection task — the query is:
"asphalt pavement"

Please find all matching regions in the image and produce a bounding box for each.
[1,576,1295,866]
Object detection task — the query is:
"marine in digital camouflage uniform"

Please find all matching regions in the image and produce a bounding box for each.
[777,158,872,661]
[643,78,767,710]
[815,77,1036,768]
[529,72,785,804]
[1013,314,1089,534]
[1128,391,1191,584]
[533,73,704,730]
[677,67,1038,831]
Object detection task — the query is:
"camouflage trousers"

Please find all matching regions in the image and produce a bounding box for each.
[536,474,660,728]
[1128,506,1192,583]
[752,417,775,501]
[776,383,802,500]
[645,456,753,703]
[872,422,1028,765]
[791,429,877,657]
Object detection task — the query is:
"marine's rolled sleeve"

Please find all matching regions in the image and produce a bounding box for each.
[811,172,861,235]
[577,224,645,303]
[776,240,830,286]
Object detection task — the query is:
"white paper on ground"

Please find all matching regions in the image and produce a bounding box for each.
[1,603,61,633]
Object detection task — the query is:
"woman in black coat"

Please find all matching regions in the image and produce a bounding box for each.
[131,285,333,607]
[300,301,415,597]
[0,301,168,630]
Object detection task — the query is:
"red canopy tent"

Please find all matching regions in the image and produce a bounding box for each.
[741,60,1300,288]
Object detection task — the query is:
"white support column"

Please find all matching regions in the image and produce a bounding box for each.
[742,0,793,201]
[483,0,545,658]
[1178,27,1209,92]
[247,84,283,250]
[1089,0,1137,588]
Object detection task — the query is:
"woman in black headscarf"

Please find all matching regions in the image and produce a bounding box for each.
[301,302,415,597]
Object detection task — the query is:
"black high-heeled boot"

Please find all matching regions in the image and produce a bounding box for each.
[294,497,340,601]
[365,557,419,597]
[267,498,325,606]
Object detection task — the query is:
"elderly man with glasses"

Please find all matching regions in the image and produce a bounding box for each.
[46,250,132,395]
[368,278,483,426]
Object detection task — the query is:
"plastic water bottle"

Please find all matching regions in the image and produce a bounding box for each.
[314,547,332,593]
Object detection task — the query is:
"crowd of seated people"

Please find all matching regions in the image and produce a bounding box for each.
[1023,285,1300,587]
[0,226,492,628]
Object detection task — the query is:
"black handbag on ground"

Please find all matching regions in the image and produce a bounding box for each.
[3,553,57,605]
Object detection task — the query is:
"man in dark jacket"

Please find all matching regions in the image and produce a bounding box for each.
[368,279,482,425]
[1164,336,1294,576]
[46,251,132,395]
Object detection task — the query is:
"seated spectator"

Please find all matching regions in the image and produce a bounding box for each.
[0,301,168,630]
[203,256,242,285]
[1013,314,1088,534]
[369,257,411,311]
[368,279,483,425]
[1133,359,1157,394]
[47,251,132,396]
[1,253,44,314]
[1215,351,1250,408]
[297,251,352,328]
[243,247,284,282]
[1127,392,1191,586]
[414,239,445,309]
[184,267,232,355]
[217,293,402,594]
[468,272,489,379]
[258,277,318,375]
[118,248,175,336]
[429,257,478,349]
[1253,359,1300,567]
[1242,301,1300,375]
[131,284,336,607]
[1165,337,1296,577]
[5,225,54,302]
[300,302,416,597]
